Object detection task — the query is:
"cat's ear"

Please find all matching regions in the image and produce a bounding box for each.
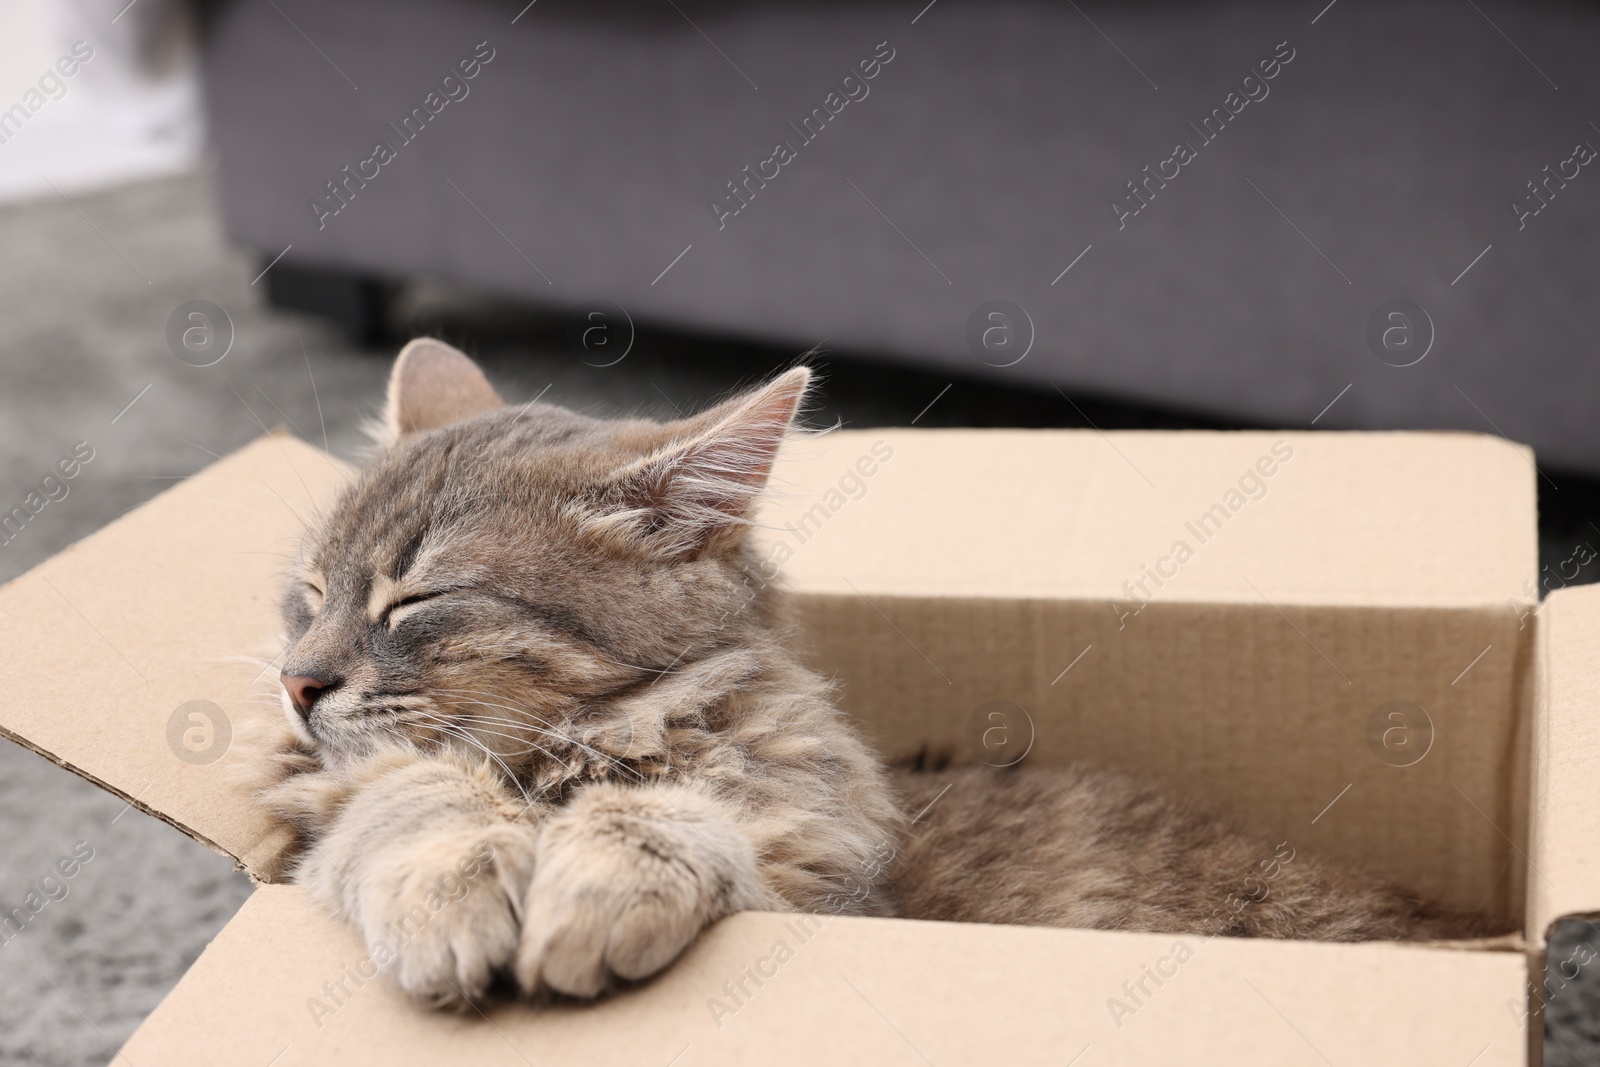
[382,338,503,444]
[600,367,811,560]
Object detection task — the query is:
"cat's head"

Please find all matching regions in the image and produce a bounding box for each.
[278,338,808,767]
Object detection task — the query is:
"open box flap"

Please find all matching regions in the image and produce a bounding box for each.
[121,884,1527,1066]
[762,428,1536,607]
[0,432,351,878]
[1528,583,1600,943]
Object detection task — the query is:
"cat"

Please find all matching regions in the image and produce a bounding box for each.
[248,338,1493,1011]
[250,338,902,1007]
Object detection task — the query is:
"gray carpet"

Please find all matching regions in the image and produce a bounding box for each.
[0,172,1595,1064]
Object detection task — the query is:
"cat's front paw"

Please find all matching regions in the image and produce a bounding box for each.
[353,832,533,1008]
[514,783,764,998]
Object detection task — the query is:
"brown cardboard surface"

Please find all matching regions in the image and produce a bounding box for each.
[1529,584,1600,941]
[122,883,1527,1067]
[760,429,1536,606]
[0,433,351,875]
[757,429,1537,923]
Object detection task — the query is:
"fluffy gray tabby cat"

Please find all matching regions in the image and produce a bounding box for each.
[249,340,1493,1008]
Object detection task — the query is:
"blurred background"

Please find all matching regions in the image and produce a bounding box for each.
[1,0,1598,1063]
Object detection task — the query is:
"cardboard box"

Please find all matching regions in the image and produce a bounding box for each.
[0,426,1585,1065]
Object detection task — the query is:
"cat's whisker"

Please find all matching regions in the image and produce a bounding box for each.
[430,710,552,735]
[427,689,592,736]
[425,697,563,729]
[410,712,526,773]
[418,715,559,758]
[420,698,642,784]
[419,720,599,788]
[409,709,568,770]
[428,687,567,715]
[438,710,639,778]
[414,718,541,811]
[430,694,642,782]
[601,657,680,676]
[428,688,609,739]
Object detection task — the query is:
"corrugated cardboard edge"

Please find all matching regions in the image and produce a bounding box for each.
[0,720,254,876]
[1528,584,1600,942]
[1525,584,1600,1066]
[0,427,302,883]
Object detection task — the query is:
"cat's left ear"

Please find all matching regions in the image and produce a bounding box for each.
[602,367,811,560]
[382,338,503,444]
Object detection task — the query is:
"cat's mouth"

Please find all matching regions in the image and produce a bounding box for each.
[281,685,407,755]
[285,685,540,769]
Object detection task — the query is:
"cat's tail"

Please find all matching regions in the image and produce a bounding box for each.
[1371,886,1505,943]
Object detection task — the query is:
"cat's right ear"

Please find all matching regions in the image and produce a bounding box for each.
[382,338,503,445]
[591,368,811,561]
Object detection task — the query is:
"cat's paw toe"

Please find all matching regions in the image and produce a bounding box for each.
[512,783,762,999]
[385,881,520,1007]
[514,848,705,998]
[521,883,704,998]
[357,838,530,1007]
[604,890,707,981]
[516,879,703,998]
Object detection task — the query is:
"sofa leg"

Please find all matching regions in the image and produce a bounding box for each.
[261,260,394,346]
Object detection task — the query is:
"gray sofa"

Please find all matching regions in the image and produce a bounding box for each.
[201,0,1600,472]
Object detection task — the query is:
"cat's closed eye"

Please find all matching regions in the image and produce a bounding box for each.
[381,592,444,630]
[303,579,325,614]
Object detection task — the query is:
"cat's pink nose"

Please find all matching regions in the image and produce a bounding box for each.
[281,672,332,720]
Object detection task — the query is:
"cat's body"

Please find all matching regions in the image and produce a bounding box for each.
[891,765,1495,941]
[251,339,1492,1009]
